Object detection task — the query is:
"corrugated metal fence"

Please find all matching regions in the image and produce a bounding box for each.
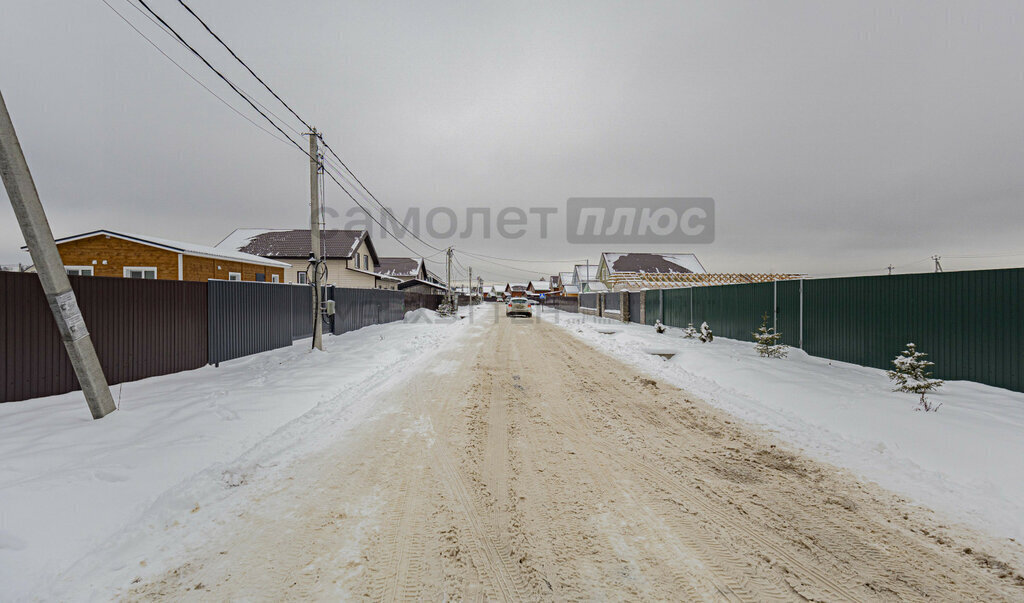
[331,288,405,335]
[658,268,1024,392]
[208,280,302,365]
[1,272,207,403]
[3,275,433,402]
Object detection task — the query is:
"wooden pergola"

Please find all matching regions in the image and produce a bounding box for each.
[606,272,802,291]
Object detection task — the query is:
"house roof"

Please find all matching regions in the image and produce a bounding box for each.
[217,228,377,261]
[562,284,580,294]
[397,278,448,292]
[573,264,600,282]
[377,257,423,278]
[558,271,575,285]
[601,252,706,274]
[44,230,291,268]
[529,280,551,291]
[505,283,527,291]
[583,281,609,292]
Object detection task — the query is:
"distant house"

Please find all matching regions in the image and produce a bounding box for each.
[217,229,394,289]
[572,264,601,292]
[504,283,527,297]
[527,280,551,295]
[555,271,576,295]
[28,229,290,282]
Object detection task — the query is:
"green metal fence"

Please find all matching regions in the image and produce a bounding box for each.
[657,268,1024,393]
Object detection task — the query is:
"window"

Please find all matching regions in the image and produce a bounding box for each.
[255,273,265,282]
[271,274,280,283]
[124,267,156,279]
[297,271,307,284]
[65,266,93,276]
[228,272,241,281]
[353,255,360,269]
[363,254,369,270]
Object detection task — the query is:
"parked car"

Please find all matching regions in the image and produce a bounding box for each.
[506,297,533,317]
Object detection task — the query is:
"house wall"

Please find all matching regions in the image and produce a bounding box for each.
[347,240,373,273]
[57,235,179,280]
[55,235,283,282]
[182,256,285,282]
[280,258,377,288]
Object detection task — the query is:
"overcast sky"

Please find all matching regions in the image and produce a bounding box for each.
[2,1,1023,283]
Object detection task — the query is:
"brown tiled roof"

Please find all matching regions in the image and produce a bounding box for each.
[235,229,366,259]
[603,252,705,274]
[377,257,422,278]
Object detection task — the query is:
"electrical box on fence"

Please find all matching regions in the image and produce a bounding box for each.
[325,300,336,316]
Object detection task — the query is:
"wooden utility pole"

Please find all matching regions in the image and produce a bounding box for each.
[308,128,323,351]
[0,90,116,419]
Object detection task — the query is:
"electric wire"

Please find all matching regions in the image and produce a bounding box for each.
[133,0,306,154]
[174,0,312,132]
[99,0,294,147]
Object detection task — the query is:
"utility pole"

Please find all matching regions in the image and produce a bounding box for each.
[468,266,472,303]
[446,247,454,307]
[308,128,323,351]
[0,90,116,419]
[887,264,895,276]
[932,255,943,273]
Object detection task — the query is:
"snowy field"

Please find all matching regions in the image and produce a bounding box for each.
[538,307,1024,544]
[0,309,470,601]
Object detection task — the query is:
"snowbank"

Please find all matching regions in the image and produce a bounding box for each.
[538,307,1024,542]
[0,316,469,600]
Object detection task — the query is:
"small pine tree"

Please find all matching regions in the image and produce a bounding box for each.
[654,319,667,334]
[436,300,456,316]
[753,312,788,358]
[682,322,699,338]
[887,343,943,412]
[699,321,714,343]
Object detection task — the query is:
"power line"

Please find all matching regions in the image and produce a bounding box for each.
[99,0,294,147]
[169,0,440,252]
[111,0,438,259]
[133,0,305,154]
[174,0,312,132]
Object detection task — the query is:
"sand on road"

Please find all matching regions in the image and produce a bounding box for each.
[127,306,1024,601]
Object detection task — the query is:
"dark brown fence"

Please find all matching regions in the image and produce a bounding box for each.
[540,295,579,313]
[1,272,208,403]
[404,292,442,313]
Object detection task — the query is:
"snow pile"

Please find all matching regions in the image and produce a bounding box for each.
[538,307,1024,542]
[0,316,469,600]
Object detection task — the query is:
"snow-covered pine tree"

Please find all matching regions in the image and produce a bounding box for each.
[753,312,787,358]
[887,343,944,412]
[682,322,699,338]
[654,319,667,334]
[699,321,714,343]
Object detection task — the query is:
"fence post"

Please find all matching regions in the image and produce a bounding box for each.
[773,279,778,334]
[799,278,804,350]
[689,287,693,326]
[659,289,665,324]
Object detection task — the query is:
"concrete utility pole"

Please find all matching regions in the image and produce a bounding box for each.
[468,266,472,302]
[0,90,116,419]
[308,128,323,351]
[446,247,454,306]
[932,255,943,273]
[887,264,895,276]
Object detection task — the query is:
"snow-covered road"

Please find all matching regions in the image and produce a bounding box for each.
[106,306,1024,599]
[3,303,1023,600]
